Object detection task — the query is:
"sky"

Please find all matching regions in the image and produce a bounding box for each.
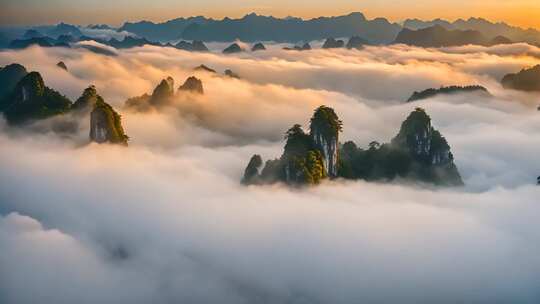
[1,0,540,29]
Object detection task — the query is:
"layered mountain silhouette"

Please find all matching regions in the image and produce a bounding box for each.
[90,96,129,145]
[394,25,509,47]
[243,106,462,186]
[174,40,209,52]
[403,17,540,45]
[119,12,401,44]
[407,85,490,102]
[501,65,540,91]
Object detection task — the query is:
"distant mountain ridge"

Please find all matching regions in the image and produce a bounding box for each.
[393,25,507,47]
[403,17,540,46]
[119,12,402,44]
[4,12,540,48]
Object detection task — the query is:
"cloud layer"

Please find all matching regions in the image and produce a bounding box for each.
[0,43,539,303]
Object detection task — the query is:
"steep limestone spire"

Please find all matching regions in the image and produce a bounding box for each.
[309,106,342,177]
[90,96,128,145]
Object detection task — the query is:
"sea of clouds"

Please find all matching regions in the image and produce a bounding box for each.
[0,42,539,303]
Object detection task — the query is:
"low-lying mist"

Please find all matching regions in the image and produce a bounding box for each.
[0,42,539,303]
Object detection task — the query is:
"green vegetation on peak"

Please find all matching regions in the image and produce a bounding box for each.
[502,65,540,92]
[242,106,463,187]
[407,85,490,102]
[72,85,98,111]
[2,71,72,124]
[309,105,342,139]
[90,97,129,145]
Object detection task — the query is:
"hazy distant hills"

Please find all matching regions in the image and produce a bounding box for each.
[394,25,513,47]
[3,12,540,48]
[403,17,540,46]
[120,12,402,44]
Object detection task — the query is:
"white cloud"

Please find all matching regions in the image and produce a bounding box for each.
[0,43,540,303]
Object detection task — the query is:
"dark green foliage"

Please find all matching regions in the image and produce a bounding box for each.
[285,150,327,185]
[72,85,98,111]
[407,85,490,102]
[2,72,72,124]
[0,63,28,102]
[501,65,540,92]
[309,106,342,139]
[283,124,314,158]
[338,141,412,181]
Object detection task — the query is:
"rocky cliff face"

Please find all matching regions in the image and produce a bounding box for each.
[241,155,263,185]
[392,108,434,161]
[150,77,175,106]
[125,77,175,111]
[0,63,28,101]
[241,106,340,186]
[391,108,462,185]
[2,71,72,124]
[309,106,342,177]
[178,76,204,94]
[90,97,128,145]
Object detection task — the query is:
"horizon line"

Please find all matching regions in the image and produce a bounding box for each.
[2,11,539,32]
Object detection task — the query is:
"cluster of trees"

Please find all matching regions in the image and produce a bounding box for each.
[407,85,490,102]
